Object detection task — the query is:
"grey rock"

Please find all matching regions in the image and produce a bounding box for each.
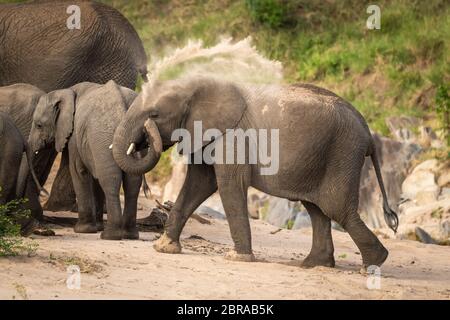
[292,210,311,229]
[196,205,226,220]
[415,227,437,244]
[385,116,421,143]
[439,188,450,201]
[265,197,298,228]
[332,222,345,232]
[440,220,449,238]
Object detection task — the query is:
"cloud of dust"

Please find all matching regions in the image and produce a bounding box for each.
[143,37,283,97]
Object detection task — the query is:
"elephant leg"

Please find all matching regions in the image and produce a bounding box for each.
[24,186,43,220]
[122,173,141,240]
[340,211,388,268]
[154,163,217,254]
[301,201,335,268]
[93,179,105,231]
[69,153,97,234]
[44,149,77,212]
[98,173,123,240]
[0,163,15,203]
[216,174,254,262]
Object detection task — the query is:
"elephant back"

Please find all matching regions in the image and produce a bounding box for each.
[0,84,45,137]
[0,1,148,91]
[75,80,136,134]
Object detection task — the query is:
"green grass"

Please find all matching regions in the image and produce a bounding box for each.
[100,0,449,136]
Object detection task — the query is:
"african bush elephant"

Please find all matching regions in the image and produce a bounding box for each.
[0,112,45,205]
[27,81,142,240]
[0,0,148,213]
[112,76,399,269]
[0,84,48,219]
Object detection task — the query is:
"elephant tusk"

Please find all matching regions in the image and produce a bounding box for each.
[109,144,113,150]
[126,143,136,155]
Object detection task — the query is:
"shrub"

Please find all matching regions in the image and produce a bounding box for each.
[435,84,450,146]
[0,190,37,256]
[245,0,296,28]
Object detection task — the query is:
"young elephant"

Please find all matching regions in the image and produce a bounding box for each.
[28,81,142,240]
[0,112,45,205]
[112,76,399,269]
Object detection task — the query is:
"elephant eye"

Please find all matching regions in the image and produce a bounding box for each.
[149,110,159,119]
[35,123,43,129]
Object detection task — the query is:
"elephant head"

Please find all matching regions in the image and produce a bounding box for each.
[29,89,76,154]
[112,77,247,175]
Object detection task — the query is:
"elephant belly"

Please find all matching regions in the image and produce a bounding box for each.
[250,160,325,202]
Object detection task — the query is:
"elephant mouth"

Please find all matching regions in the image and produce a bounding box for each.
[32,140,53,155]
[128,126,171,156]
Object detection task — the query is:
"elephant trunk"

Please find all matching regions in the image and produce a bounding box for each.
[16,142,49,198]
[112,117,162,175]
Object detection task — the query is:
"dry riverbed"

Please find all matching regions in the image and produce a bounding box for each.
[1,205,449,300]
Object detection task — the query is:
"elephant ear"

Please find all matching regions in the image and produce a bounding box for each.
[49,89,76,153]
[183,81,247,154]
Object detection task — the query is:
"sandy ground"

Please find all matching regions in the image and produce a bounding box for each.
[0,195,449,300]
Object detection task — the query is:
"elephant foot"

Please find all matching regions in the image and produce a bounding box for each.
[301,253,335,268]
[153,233,181,254]
[74,222,97,234]
[20,218,40,237]
[122,227,139,240]
[361,245,389,269]
[224,250,255,262]
[100,227,123,240]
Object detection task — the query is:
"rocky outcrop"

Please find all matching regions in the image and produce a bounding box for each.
[401,159,440,205]
[359,134,421,229]
[386,115,445,148]
[395,158,450,245]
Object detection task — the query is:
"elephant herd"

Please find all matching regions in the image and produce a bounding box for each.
[0,1,398,270]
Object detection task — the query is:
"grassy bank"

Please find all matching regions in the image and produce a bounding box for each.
[103,0,449,135]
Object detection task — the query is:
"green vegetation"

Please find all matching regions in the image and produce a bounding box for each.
[285,219,294,230]
[245,0,297,28]
[0,190,37,256]
[435,84,450,145]
[103,0,449,137]
[146,146,173,184]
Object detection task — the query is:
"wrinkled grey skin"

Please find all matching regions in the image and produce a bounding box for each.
[0,112,45,205]
[28,81,142,240]
[113,76,399,269]
[0,84,49,219]
[0,0,148,213]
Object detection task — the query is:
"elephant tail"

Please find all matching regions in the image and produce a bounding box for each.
[142,174,151,199]
[369,144,399,233]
